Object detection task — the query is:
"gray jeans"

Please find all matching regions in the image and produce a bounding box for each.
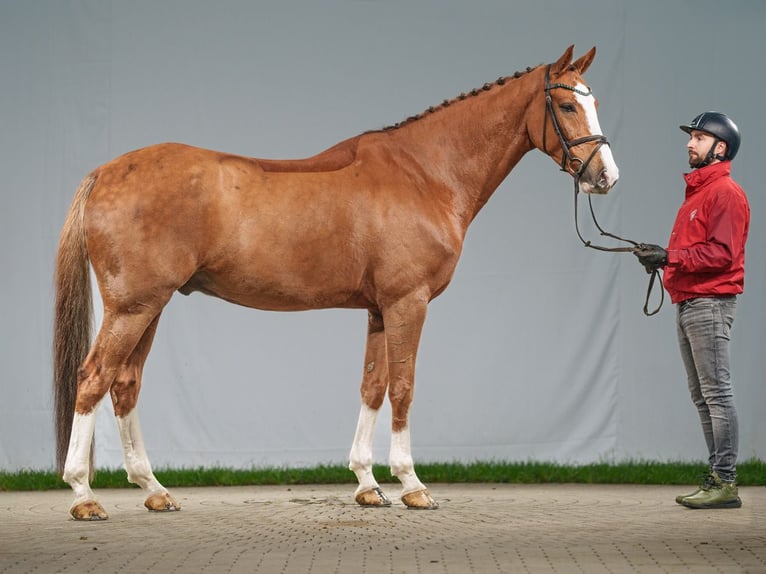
[676,296,739,482]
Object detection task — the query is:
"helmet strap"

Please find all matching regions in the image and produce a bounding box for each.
[700,137,721,166]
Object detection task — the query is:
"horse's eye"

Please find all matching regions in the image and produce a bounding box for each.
[559,103,577,113]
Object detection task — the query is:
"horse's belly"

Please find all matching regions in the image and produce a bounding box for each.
[178,262,371,311]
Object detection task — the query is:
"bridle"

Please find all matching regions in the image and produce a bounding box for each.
[543,64,607,181]
[543,64,664,316]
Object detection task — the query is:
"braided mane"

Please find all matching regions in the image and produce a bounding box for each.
[371,64,541,133]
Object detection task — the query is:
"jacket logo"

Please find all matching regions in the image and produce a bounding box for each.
[689,209,697,221]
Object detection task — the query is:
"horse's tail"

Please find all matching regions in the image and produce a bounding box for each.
[53,173,98,475]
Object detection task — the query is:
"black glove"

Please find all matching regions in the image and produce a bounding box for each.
[633,243,668,273]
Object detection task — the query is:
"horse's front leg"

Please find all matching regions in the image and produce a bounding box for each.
[349,311,392,507]
[383,295,438,510]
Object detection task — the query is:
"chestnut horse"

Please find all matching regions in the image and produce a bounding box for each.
[53,45,618,520]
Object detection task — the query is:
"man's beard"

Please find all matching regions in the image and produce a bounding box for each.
[688,143,714,168]
[688,153,705,168]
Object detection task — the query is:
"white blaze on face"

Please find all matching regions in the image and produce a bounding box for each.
[574,82,619,191]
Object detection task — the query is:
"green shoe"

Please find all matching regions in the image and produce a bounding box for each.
[675,472,716,505]
[679,472,742,509]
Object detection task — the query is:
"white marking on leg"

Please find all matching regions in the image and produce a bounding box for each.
[575,83,619,190]
[62,405,101,506]
[348,404,380,495]
[116,408,167,497]
[390,425,426,496]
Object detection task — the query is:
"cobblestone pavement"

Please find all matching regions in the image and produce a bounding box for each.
[1,483,765,573]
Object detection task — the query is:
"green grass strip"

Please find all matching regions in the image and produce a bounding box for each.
[1,459,764,491]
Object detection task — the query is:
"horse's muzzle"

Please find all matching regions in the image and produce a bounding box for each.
[581,146,619,194]
[582,168,619,194]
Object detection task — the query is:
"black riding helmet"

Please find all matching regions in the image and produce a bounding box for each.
[680,111,741,163]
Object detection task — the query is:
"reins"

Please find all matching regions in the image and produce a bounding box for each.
[543,65,664,316]
[573,174,665,316]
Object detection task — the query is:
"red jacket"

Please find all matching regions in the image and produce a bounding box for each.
[664,161,750,304]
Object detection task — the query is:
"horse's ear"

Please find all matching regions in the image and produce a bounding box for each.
[551,45,575,75]
[572,47,597,75]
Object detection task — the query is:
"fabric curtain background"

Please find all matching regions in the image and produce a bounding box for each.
[1,0,763,471]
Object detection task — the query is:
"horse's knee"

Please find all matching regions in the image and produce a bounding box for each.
[388,379,414,428]
[361,381,387,410]
[360,357,389,409]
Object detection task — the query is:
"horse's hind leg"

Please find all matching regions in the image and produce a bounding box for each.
[110,312,180,513]
[63,307,162,520]
[62,401,106,520]
[349,311,392,507]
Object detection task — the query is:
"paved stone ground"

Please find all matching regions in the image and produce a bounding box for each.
[1,483,765,573]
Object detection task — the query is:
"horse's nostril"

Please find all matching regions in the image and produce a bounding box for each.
[596,169,617,191]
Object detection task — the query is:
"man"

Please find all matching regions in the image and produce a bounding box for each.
[634,111,750,509]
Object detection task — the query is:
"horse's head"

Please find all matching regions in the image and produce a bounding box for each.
[530,45,619,194]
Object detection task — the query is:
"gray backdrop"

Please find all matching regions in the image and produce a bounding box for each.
[1,0,763,472]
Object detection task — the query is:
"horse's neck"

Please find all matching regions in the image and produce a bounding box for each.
[386,75,538,228]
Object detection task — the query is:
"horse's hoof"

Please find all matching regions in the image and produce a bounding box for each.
[144,492,181,512]
[355,487,392,507]
[70,500,109,521]
[402,488,439,510]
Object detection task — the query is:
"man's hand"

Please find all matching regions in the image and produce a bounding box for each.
[633,243,668,273]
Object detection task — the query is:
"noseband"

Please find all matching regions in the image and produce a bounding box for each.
[543,65,664,316]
